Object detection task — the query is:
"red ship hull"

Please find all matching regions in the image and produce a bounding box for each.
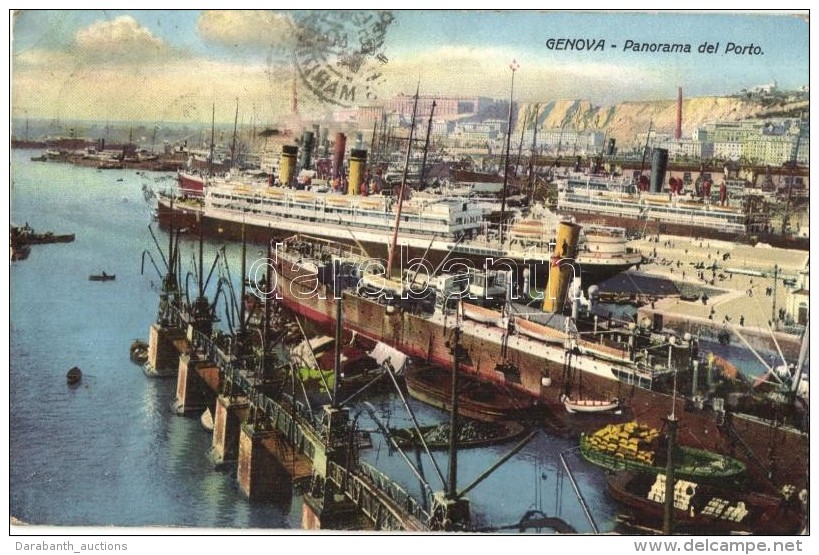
[271,248,808,495]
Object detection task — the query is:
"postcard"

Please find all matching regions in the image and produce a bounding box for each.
[8,9,810,546]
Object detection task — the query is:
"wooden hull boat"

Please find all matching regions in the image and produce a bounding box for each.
[130,339,149,364]
[580,421,747,485]
[607,471,805,535]
[200,408,214,432]
[67,366,82,386]
[389,420,526,449]
[561,394,620,414]
[405,364,538,422]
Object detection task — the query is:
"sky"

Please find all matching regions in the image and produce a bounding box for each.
[8,9,810,126]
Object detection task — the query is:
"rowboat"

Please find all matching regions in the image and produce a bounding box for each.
[561,394,620,414]
[89,272,115,281]
[67,366,82,386]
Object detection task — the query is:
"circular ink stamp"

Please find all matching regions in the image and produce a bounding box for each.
[293,11,394,107]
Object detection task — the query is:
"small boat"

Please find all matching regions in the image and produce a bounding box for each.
[130,339,149,364]
[513,316,565,345]
[561,339,621,414]
[607,471,805,535]
[405,364,538,422]
[389,420,526,450]
[89,271,116,281]
[580,421,747,485]
[460,302,505,328]
[560,394,620,414]
[290,336,389,395]
[200,408,214,432]
[66,366,82,386]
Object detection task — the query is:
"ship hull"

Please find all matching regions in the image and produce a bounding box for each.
[270,248,808,493]
[606,471,804,535]
[405,365,536,422]
[156,195,634,288]
[563,210,809,251]
[177,171,206,197]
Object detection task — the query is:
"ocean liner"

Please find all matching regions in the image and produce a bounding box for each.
[267,225,809,496]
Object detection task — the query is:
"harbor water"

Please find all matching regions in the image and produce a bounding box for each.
[7,149,777,533]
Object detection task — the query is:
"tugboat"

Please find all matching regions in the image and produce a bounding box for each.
[10,223,75,245]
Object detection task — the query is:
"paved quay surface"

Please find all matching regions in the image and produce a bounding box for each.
[620,234,809,359]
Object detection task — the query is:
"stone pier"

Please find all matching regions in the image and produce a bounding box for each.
[145,323,187,378]
[236,424,312,501]
[174,353,219,415]
[209,394,249,467]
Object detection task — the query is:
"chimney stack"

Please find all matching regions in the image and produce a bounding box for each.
[675,86,682,140]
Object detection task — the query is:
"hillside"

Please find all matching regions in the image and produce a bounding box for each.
[516,95,808,148]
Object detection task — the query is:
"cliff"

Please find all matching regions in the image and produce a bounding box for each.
[517,95,808,147]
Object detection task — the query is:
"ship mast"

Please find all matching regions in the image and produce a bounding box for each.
[638,119,653,182]
[498,60,519,247]
[386,82,420,278]
[420,99,437,188]
[208,104,215,179]
[230,98,239,170]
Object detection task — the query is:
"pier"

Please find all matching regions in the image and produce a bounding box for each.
[139,221,446,531]
[148,310,436,530]
[138,220,588,532]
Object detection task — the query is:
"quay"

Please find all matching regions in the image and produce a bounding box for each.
[139,229,451,532]
[149,299,434,530]
[622,234,808,359]
[137,214,808,532]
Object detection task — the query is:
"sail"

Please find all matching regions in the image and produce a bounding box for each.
[369,342,408,375]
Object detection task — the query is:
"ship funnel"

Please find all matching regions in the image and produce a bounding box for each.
[542,220,581,314]
[320,127,329,157]
[299,131,315,170]
[650,148,668,193]
[279,145,298,187]
[332,133,346,180]
[348,148,368,196]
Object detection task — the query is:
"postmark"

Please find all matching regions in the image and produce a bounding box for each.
[293,11,394,107]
